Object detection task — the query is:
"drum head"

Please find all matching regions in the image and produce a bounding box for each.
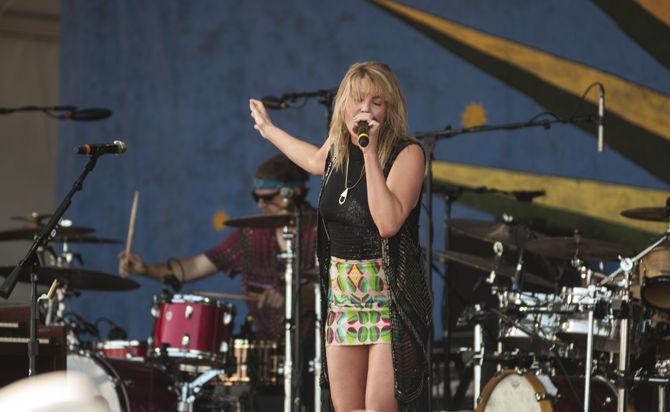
[478,370,553,412]
[67,353,125,412]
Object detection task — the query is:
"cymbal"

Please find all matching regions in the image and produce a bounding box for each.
[10,213,52,225]
[621,207,670,222]
[0,266,139,291]
[434,250,553,288]
[524,237,632,261]
[0,226,95,241]
[445,219,544,248]
[225,210,317,228]
[57,236,123,244]
[428,181,545,202]
[193,291,258,301]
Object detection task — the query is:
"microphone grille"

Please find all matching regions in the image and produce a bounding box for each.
[113,140,127,153]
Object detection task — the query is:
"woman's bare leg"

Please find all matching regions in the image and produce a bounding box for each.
[326,345,369,412]
[365,343,397,412]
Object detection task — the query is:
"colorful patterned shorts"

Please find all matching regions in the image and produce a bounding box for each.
[325,256,391,346]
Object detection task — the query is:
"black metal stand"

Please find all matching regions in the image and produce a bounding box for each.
[266,87,336,411]
[0,153,103,376]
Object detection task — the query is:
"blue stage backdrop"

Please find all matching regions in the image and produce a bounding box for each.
[58,1,669,340]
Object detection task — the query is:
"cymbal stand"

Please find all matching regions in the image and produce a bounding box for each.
[176,368,226,412]
[599,229,669,287]
[278,225,295,412]
[583,285,597,412]
[472,304,484,410]
[616,270,631,412]
[313,282,322,412]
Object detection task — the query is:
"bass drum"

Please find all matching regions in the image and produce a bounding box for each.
[476,369,633,412]
[67,352,177,412]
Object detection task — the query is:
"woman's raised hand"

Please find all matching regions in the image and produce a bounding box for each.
[249,99,275,139]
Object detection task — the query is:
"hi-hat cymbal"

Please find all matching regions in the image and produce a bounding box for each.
[0,266,139,291]
[445,219,544,248]
[225,210,317,228]
[57,236,123,244]
[621,206,670,222]
[524,237,632,261]
[0,226,95,241]
[10,213,52,225]
[434,250,554,288]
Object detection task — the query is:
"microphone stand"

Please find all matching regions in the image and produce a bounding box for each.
[264,86,335,411]
[0,105,76,115]
[0,153,104,376]
[416,114,597,408]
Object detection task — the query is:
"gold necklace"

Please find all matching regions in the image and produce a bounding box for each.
[338,150,365,205]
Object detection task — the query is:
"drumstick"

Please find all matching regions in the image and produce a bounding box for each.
[125,191,139,255]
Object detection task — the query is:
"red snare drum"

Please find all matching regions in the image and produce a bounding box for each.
[152,294,235,363]
[96,340,148,361]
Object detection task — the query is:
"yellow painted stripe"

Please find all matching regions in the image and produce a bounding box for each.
[373,0,670,142]
[636,0,670,27]
[432,160,669,234]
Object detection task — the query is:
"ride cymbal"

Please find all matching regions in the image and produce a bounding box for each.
[433,249,554,288]
[225,210,317,228]
[525,237,632,261]
[445,218,544,248]
[0,266,139,291]
[621,197,670,222]
[621,207,670,222]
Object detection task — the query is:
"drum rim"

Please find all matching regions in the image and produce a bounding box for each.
[642,276,670,310]
[67,351,131,411]
[475,369,553,412]
[96,339,147,350]
[150,346,224,362]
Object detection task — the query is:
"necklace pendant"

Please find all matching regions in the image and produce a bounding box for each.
[338,188,348,205]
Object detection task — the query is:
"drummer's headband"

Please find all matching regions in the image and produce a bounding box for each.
[253,178,306,190]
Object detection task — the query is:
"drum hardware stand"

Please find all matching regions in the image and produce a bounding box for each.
[583,285,597,412]
[277,220,301,412]
[472,304,484,410]
[313,282,322,412]
[176,368,226,412]
[0,152,104,377]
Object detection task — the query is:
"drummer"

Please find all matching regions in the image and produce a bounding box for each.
[118,153,317,341]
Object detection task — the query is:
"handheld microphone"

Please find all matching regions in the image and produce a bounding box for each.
[355,120,369,148]
[73,140,126,156]
[59,108,112,121]
[260,96,288,110]
[597,85,605,153]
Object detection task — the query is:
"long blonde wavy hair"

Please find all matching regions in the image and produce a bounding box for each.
[328,61,411,172]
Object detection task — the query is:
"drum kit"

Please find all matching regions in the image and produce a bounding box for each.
[438,197,670,411]
[0,209,320,411]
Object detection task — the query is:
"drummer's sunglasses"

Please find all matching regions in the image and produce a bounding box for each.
[252,191,280,203]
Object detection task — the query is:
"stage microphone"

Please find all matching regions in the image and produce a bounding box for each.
[597,85,605,153]
[355,120,369,148]
[73,140,126,156]
[260,96,288,110]
[59,108,112,121]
